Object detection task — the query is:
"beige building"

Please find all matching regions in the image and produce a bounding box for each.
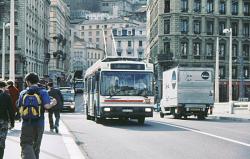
[73,18,141,57]
[49,0,70,86]
[147,0,250,102]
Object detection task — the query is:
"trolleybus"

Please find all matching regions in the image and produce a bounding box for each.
[84,57,154,124]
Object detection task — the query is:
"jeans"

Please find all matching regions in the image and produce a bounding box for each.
[48,109,60,129]
[20,125,44,159]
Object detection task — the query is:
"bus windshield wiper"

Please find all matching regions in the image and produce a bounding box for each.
[137,89,148,98]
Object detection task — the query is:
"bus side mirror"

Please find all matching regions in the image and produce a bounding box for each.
[95,72,100,81]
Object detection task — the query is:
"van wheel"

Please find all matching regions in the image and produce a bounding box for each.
[173,114,181,119]
[160,112,164,118]
[197,115,205,120]
[138,117,145,125]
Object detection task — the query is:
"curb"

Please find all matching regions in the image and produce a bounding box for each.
[208,115,250,122]
[60,120,86,159]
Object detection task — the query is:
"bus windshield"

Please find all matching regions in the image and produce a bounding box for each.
[101,71,154,96]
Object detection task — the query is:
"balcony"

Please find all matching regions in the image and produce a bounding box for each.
[157,53,174,63]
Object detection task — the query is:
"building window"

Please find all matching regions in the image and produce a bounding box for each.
[207,0,214,13]
[219,66,225,79]
[164,0,170,13]
[81,32,84,36]
[206,43,213,56]
[243,44,249,57]
[89,38,92,42]
[232,22,238,36]
[139,41,143,47]
[164,20,170,34]
[219,43,225,57]
[117,41,121,47]
[122,29,127,36]
[232,1,238,15]
[117,52,122,56]
[243,23,250,37]
[81,26,84,30]
[219,1,226,14]
[232,66,237,79]
[181,42,188,56]
[181,0,188,12]
[244,2,250,16]
[164,42,170,54]
[88,31,92,36]
[104,25,107,29]
[194,0,201,12]
[89,25,92,29]
[96,31,100,36]
[219,22,226,35]
[193,20,201,34]
[127,51,132,55]
[232,44,238,57]
[96,38,99,42]
[207,21,214,35]
[244,67,249,78]
[96,25,99,29]
[181,19,188,33]
[128,41,131,47]
[193,42,200,56]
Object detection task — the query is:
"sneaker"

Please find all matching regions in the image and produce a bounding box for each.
[55,126,59,133]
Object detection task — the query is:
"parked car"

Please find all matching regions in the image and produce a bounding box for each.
[61,89,75,112]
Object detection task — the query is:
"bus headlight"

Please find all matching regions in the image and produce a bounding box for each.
[145,108,152,112]
[104,107,111,112]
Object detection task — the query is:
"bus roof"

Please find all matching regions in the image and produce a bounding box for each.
[84,57,153,78]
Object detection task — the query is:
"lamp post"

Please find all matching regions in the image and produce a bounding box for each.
[1,22,10,80]
[215,37,220,103]
[223,28,233,113]
[9,0,15,81]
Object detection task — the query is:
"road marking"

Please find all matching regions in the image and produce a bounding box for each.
[60,120,86,159]
[153,120,250,147]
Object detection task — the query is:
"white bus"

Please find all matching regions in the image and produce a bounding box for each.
[84,57,154,124]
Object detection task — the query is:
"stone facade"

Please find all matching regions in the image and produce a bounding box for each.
[147,0,250,102]
[49,0,70,86]
[0,0,51,89]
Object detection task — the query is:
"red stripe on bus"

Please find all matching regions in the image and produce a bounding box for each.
[104,100,143,103]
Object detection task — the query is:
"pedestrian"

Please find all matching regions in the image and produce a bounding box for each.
[6,80,20,120]
[0,80,15,159]
[47,82,64,133]
[17,73,56,159]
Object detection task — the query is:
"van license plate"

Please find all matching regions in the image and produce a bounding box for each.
[122,109,133,113]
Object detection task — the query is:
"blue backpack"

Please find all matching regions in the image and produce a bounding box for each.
[19,89,42,121]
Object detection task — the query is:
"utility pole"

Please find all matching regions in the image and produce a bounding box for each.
[1,22,6,80]
[9,0,15,81]
[215,37,220,103]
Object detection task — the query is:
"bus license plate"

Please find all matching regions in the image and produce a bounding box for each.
[122,109,133,113]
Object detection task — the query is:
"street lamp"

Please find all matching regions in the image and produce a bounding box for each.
[1,22,10,80]
[223,28,233,113]
[9,0,15,81]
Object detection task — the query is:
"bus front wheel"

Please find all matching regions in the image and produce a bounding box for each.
[138,117,145,125]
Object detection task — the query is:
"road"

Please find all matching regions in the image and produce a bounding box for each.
[61,94,250,159]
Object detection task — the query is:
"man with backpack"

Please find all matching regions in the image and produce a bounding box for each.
[17,73,56,159]
[47,82,64,133]
[0,80,15,159]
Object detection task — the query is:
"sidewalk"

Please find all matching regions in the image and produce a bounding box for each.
[4,113,85,159]
[208,113,250,122]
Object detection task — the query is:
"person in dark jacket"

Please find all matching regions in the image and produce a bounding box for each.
[0,80,15,159]
[47,82,64,133]
[6,80,20,120]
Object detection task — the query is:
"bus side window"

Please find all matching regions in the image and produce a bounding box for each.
[91,77,96,93]
[87,78,91,93]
